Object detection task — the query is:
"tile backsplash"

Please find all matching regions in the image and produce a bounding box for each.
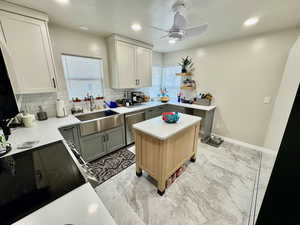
[18,88,127,118]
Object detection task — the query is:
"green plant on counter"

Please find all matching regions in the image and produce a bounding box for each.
[179,56,194,73]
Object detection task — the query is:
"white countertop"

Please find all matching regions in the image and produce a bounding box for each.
[13,183,117,225]
[1,101,215,157]
[1,116,80,157]
[112,101,216,114]
[133,113,201,140]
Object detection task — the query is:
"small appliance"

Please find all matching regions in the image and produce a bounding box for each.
[130,91,145,105]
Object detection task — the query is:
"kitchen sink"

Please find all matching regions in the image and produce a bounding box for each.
[76,110,124,136]
[75,110,118,122]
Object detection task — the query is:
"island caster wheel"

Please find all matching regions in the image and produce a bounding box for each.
[136,171,142,177]
[190,157,196,163]
[157,189,165,196]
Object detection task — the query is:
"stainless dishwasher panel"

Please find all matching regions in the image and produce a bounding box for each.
[125,111,146,145]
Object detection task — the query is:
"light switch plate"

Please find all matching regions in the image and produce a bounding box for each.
[264,96,271,104]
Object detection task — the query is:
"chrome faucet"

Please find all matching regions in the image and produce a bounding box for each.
[89,96,96,111]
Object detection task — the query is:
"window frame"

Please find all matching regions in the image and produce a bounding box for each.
[61,53,105,100]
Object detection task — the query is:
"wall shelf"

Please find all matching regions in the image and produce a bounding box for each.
[180,86,196,90]
[176,73,193,76]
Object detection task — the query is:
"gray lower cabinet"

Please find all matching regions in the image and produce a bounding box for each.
[166,105,186,113]
[59,125,81,152]
[145,107,161,119]
[145,105,187,120]
[80,132,107,162]
[106,126,126,154]
[79,126,125,162]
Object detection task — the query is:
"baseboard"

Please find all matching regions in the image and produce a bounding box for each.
[212,134,277,156]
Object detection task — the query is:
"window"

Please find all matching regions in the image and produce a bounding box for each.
[139,66,181,100]
[62,54,104,100]
[140,66,162,98]
[162,66,181,99]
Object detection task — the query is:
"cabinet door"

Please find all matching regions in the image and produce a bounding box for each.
[145,108,161,120]
[106,126,125,154]
[167,105,186,113]
[136,47,152,87]
[0,11,57,94]
[80,133,106,162]
[116,41,136,88]
[60,126,81,153]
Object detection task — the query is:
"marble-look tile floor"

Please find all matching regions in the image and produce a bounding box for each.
[253,151,277,223]
[96,141,261,225]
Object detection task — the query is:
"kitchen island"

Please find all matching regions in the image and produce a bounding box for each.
[133,113,201,195]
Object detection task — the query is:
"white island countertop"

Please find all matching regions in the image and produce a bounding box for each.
[133,113,201,140]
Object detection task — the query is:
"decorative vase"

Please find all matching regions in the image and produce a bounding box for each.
[181,67,187,73]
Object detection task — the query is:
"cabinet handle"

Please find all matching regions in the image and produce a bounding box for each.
[52,78,56,88]
[106,134,109,142]
[135,79,138,86]
[102,135,106,142]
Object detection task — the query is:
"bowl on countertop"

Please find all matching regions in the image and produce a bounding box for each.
[162,112,180,123]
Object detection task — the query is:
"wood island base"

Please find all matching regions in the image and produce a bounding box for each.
[134,123,200,196]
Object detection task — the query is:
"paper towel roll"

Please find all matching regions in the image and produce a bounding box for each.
[56,99,67,118]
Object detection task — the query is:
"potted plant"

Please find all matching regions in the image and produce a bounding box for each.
[179,56,194,73]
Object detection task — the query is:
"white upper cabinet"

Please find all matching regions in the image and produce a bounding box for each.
[107,35,153,89]
[0,4,57,94]
[116,41,137,89]
[136,47,152,88]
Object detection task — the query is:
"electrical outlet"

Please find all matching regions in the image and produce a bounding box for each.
[264,96,271,104]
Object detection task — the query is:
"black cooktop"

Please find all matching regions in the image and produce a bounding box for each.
[0,141,86,225]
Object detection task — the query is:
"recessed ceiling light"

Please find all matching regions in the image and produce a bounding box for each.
[168,39,176,44]
[79,26,89,31]
[54,0,70,5]
[131,23,142,31]
[244,17,259,27]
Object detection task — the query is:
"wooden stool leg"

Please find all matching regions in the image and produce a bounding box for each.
[157,178,166,196]
[191,154,196,162]
[136,166,142,177]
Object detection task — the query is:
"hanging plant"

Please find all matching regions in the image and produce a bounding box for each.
[178,56,194,73]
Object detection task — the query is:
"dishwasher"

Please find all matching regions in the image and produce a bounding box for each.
[125,110,146,145]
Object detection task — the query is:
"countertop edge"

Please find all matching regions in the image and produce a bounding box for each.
[133,117,201,141]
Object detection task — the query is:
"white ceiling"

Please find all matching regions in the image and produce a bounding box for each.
[5,0,300,52]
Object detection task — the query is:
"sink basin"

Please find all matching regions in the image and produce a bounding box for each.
[76,110,124,136]
[76,110,118,122]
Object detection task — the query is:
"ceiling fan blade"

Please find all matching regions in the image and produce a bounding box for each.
[160,34,170,39]
[185,24,208,37]
[150,25,169,33]
[173,12,187,29]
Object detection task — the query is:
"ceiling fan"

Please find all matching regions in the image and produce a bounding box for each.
[152,0,208,43]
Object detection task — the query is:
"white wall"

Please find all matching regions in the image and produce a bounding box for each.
[163,28,300,146]
[20,25,163,116]
[153,51,163,66]
[49,24,125,102]
[264,36,300,151]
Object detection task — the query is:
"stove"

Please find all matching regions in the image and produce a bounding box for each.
[0,141,86,225]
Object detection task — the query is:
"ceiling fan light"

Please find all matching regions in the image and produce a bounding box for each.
[244,17,259,27]
[169,39,177,44]
[131,23,142,31]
